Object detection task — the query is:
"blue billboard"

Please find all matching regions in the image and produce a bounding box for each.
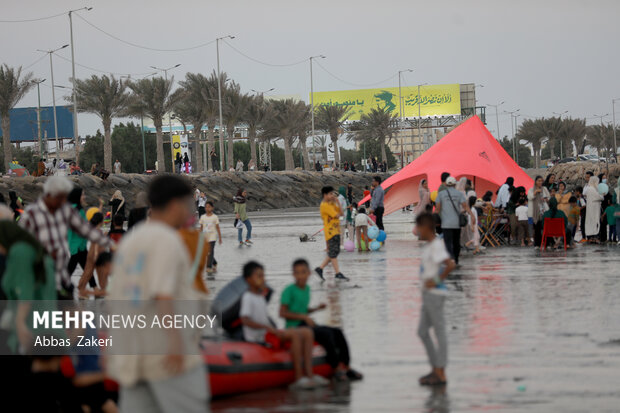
[0,106,74,142]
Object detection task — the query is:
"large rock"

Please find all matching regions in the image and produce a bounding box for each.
[0,171,390,214]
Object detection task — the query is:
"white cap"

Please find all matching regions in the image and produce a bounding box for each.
[446,176,457,186]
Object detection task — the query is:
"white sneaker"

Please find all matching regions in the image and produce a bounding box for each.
[312,375,330,387]
[289,376,315,390]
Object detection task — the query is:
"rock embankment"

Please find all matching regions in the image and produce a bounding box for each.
[0,171,390,214]
[545,162,619,190]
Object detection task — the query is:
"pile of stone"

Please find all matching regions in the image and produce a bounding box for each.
[0,171,390,214]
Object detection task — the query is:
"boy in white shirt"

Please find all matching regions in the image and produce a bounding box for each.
[515,198,529,246]
[240,261,327,390]
[199,201,221,273]
[354,207,375,251]
[415,212,456,386]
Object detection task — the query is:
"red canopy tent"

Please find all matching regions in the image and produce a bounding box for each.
[361,116,533,215]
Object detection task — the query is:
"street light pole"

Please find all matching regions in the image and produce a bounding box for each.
[514,114,521,164]
[613,98,619,158]
[397,69,412,165]
[505,109,520,159]
[553,111,568,158]
[38,45,69,159]
[310,55,325,165]
[151,63,181,171]
[33,79,46,157]
[68,7,92,164]
[417,83,428,156]
[215,36,234,171]
[486,101,505,140]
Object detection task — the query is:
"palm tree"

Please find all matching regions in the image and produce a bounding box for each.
[128,76,182,172]
[0,64,34,172]
[178,72,213,173]
[558,117,586,156]
[264,99,304,170]
[244,95,269,168]
[294,101,312,170]
[586,124,615,159]
[315,105,352,167]
[223,83,249,169]
[351,107,397,163]
[541,116,562,159]
[516,118,547,168]
[72,75,130,171]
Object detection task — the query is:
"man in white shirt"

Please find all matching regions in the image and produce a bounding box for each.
[108,175,208,412]
[113,159,121,174]
[494,177,514,209]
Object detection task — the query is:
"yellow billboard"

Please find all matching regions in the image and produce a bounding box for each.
[312,84,461,121]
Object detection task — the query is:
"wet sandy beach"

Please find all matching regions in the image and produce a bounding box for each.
[205,209,620,412]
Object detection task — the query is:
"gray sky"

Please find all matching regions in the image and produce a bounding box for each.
[3,0,620,143]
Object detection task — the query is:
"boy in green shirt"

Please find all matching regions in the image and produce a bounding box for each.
[280,259,363,381]
[602,195,619,242]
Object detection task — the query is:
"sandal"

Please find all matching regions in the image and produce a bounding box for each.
[420,373,447,386]
[418,372,435,385]
[346,368,363,381]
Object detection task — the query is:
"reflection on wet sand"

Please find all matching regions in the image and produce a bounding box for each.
[207,211,620,412]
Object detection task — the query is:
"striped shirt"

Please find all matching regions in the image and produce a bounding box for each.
[19,199,112,288]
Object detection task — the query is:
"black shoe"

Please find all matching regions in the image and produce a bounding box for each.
[315,267,325,281]
[335,272,349,281]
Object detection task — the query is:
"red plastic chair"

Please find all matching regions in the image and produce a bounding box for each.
[541,218,567,251]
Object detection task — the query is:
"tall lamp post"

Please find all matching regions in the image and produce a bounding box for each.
[68,7,92,164]
[150,63,181,170]
[553,111,568,158]
[505,109,520,159]
[38,44,69,159]
[215,35,235,171]
[397,69,412,166]
[486,101,505,140]
[32,79,46,156]
[416,83,428,155]
[309,55,325,164]
[612,98,619,158]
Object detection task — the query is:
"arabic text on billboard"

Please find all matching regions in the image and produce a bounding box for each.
[312,84,460,121]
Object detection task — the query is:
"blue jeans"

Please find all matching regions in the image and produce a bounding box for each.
[238,219,252,242]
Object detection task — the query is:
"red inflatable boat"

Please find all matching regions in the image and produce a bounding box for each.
[203,339,333,397]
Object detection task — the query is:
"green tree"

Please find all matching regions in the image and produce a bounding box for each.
[586,124,616,159]
[223,84,250,169]
[0,64,34,172]
[72,75,131,171]
[178,73,214,173]
[128,77,182,172]
[244,95,269,168]
[294,102,312,170]
[499,137,532,168]
[79,123,158,173]
[232,141,251,168]
[315,105,352,167]
[350,107,397,164]
[264,99,305,170]
[516,118,547,168]
[558,117,586,157]
[0,144,38,173]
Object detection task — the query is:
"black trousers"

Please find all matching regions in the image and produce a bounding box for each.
[533,220,543,247]
[374,206,385,230]
[580,207,587,240]
[442,228,461,264]
[311,326,350,368]
[68,250,95,287]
